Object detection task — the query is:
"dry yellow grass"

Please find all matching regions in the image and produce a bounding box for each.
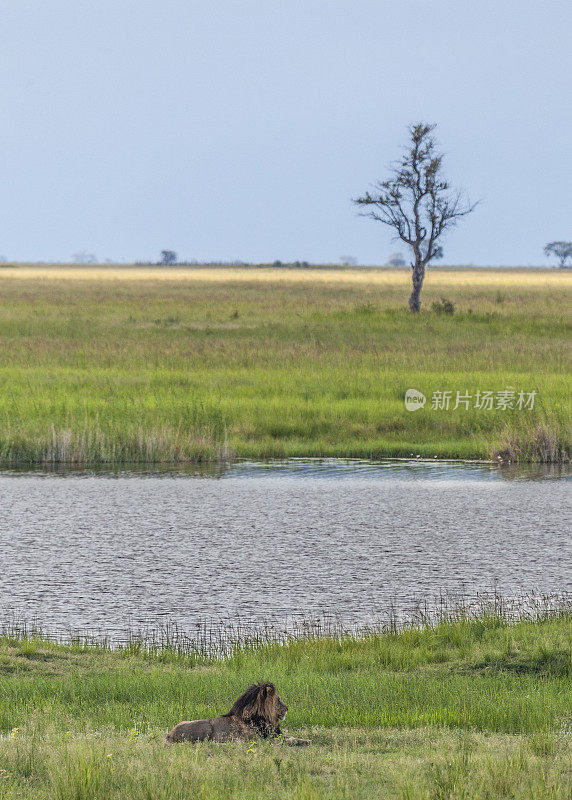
[2,264,569,289]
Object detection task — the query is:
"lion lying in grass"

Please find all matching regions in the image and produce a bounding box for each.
[166,682,309,746]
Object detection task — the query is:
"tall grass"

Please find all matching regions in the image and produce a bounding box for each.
[0,267,569,464]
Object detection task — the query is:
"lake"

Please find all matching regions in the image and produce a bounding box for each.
[1,459,570,640]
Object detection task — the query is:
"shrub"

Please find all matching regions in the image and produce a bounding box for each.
[431,297,455,315]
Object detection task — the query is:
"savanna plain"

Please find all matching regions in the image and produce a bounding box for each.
[0,265,569,464]
[0,266,570,798]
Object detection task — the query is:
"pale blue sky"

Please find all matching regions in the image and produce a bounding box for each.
[1,0,570,265]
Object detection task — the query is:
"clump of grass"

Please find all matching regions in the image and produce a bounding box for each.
[431,296,455,314]
[494,423,570,463]
[49,748,114,800]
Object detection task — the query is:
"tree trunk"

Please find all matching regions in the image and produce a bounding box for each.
[409,262,425,313]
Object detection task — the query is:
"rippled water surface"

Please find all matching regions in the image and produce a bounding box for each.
[1,460,570,636]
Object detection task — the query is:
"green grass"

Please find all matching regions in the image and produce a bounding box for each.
[0,265,569,464]
[0,612,570,798]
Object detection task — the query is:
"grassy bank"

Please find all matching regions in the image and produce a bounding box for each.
[0,611,570,798]
[0,266,569,464]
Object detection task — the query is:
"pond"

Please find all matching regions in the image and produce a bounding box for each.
[1,459,570,640]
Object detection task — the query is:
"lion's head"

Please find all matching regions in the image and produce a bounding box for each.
[226,682,288,735]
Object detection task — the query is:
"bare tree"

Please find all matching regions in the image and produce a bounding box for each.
[71,251,97,264]
[160,250,177,265]
[354,123,476,312]
[544,241,572,268]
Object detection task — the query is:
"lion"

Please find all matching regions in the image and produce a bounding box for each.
[165,682,309,746]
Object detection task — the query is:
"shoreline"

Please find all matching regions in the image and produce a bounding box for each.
[1,607,570,798]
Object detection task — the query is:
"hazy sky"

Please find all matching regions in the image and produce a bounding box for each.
[1,1,571,265]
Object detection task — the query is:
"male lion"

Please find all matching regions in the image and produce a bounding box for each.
[165,682,309,746]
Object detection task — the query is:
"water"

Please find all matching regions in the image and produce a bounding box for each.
[1,460,570,638]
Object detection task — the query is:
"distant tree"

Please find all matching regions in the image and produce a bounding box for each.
[544,241,572,268]
[160,250,177,265]
[71,251,97,264]
[354,123,476,312]
[386,252,406,267]
[339,255,358,266]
